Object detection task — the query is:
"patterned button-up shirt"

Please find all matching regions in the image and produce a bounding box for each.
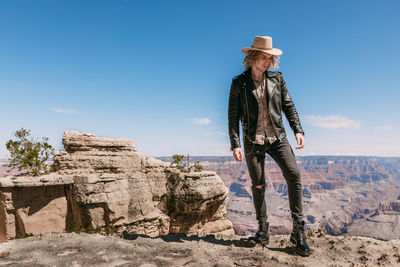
[252,75,278,145]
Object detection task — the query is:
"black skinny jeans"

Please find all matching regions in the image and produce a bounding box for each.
[244,137,304,224]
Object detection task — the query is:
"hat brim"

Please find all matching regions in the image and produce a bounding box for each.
[241,47,283,56]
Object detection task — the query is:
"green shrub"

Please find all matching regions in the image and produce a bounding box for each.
[5,128,54,176]
[66,221,119,236]
[170,154,203,173]
[306,220,327,238]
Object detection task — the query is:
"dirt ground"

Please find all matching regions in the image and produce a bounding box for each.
[0,232,399,266]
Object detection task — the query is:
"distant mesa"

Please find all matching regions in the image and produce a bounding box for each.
[378,201,400,215]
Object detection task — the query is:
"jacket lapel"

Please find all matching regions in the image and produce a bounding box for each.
[266,74,278,101]
[244,69,279,103]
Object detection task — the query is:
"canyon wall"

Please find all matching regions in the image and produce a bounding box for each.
[167,156,400,240]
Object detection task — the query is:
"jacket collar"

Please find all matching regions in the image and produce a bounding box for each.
[243,67,279,101]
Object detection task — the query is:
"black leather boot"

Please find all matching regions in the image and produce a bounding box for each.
[247,221,269,247]
[290,221,311,256]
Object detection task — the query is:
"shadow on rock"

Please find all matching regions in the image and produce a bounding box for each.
[122,231,237,246]
[268,246,298,256]
[122,231,294,250]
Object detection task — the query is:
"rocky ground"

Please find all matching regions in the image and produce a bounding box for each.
[0,232,399,266]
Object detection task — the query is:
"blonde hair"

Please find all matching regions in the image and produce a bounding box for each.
[243,50,280,70]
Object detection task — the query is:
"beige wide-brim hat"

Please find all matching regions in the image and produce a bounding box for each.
[241,36,283,56]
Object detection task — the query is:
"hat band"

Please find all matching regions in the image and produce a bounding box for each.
[251,45,272,50]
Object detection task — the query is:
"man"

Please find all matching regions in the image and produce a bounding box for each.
[228,36,310,256]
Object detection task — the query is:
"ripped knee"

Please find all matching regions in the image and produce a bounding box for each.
[252,184,266,191]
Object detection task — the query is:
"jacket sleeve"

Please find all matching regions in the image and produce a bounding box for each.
[228,79,242,151]
[280,74,305,136]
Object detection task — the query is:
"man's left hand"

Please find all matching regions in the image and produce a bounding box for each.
[295,133,305,149]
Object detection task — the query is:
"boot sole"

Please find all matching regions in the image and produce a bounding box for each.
[295,246,311,257]
[290,237,310,257]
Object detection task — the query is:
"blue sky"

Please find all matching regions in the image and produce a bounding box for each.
[0,0,399,157]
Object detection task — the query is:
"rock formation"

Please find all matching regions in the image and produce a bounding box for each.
[377,201,400,215]
[345,200,400,240]
[0,131,233,242]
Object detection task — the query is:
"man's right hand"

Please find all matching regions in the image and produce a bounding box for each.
[233,147,243,162]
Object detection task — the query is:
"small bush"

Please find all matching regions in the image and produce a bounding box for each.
[66,221,119,236]
[170,154,203,173]
[5,128,54,176]
[306,220,327,238]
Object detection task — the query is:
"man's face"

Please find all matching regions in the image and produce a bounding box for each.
[252,52,273,72]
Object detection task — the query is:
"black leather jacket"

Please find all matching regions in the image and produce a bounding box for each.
[228,68,304,151]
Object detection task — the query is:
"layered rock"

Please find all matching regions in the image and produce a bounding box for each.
[345,200,400,240]
[0,131,233,242]
[377,201,400,215]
